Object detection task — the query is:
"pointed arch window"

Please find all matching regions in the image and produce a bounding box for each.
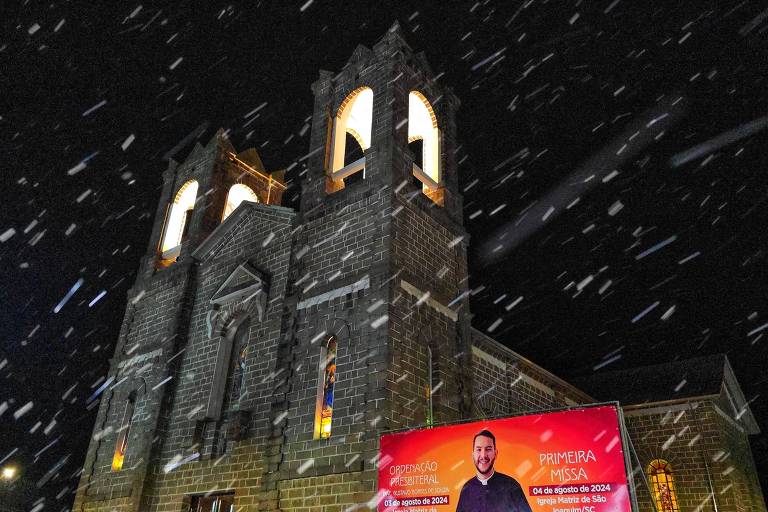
[408,91,443,206]
[160,180,198,260]
[647,459,680,512]
[314,335,337,439]
[111,391,136,471]
[225,317,250,411]
[222,184,259,221]
[326,87,373,192]
[425,345,442,426]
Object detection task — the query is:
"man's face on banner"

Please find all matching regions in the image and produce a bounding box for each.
[472,435,497,475]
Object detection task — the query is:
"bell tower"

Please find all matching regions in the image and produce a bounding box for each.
[139,131,286,274]
[264,17,470,468]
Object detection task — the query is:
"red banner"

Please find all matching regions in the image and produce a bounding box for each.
[378,405,632,512]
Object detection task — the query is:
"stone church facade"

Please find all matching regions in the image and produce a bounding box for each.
[73,25,765,512]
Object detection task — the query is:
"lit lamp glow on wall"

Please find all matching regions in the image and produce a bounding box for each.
[1,466,17,480]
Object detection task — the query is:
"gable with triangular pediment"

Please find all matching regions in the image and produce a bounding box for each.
[210,262,270,306]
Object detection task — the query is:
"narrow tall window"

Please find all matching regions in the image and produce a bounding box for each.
[226,318,250,411]
[111,392,136,471]
[647,459,680,512]
[408,91,443,206]
[426,346,434,427]
[222,184,259,221]
[326,87,373,192]
[426,345,441,426]
[314,335,337,439]
[160,180,199,260]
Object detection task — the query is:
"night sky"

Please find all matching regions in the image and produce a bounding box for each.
[1,1,767,508]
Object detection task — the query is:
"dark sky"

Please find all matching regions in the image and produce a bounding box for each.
[1,1,767,507]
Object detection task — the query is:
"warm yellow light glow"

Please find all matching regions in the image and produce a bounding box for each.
[331,87,373,173]
[2,466,16,479]
[161,180,198,253]
[225,152,286,189]
[222,184,258,220]
[408,91,440,184]
[647,459,680,512]
[111,450,125,471]
[320,415,332,438]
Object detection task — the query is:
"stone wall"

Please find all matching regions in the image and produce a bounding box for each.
[626,400,767,512]
[470,329,594,418]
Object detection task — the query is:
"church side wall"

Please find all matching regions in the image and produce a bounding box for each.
[470,330,593,418]
[624,401,767,512]
[73,264,194,512]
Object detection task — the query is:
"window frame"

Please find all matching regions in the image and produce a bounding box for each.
[313,335,338,439]
[222,183,259,221]
[647,459,681,512]
[326,87,374,192]
[111,391,136,472]
[159,179,199,260]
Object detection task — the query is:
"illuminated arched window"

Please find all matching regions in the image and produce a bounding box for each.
[160,180,198,257]
[314,335,337,439]
[647,459,680,512]
[111,391,136,471]
[222,184,259,221]
[408,91,442,205]
[327,87,373,191]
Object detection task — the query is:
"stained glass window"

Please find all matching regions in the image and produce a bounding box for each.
[315,335,337,439]
[111,392,136,471]
[647,459,680,512]
[227,318,250,412]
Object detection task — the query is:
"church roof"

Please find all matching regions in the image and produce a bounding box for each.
[573,354,725,403]
[572,354,760,434]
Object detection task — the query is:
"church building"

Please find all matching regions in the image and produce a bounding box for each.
[73,25,765,512]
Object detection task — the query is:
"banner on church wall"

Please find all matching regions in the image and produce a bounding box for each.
[378,404,633,512]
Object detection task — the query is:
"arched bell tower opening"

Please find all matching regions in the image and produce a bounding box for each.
[158,179,198,264]
[326,86,373,193]
[222,183,259,221]
[408,90,442,206]
[143,131,286,273]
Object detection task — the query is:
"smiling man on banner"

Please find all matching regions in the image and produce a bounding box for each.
[456,430,533,512]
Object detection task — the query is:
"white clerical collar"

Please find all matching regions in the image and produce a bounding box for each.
[477,470,495,485]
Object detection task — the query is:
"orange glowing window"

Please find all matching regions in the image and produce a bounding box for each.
[160,180,198,258]
[314,335,337,439]
[326,87,373,192]
[407,91,443,206]
[647,459,680,512]
[111,393,136,471]
[222,184,258,221]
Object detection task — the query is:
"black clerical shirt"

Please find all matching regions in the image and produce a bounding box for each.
[455,472,532,512]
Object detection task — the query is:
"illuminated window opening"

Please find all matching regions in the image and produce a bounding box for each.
[647,459,681,512]
[408,91,444,206]
[314,335,337,439]
[111,392,136,471]
[222,184,259,221]
[327,87,373,192]
[189,492,234,512]
[160,180,199,260]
